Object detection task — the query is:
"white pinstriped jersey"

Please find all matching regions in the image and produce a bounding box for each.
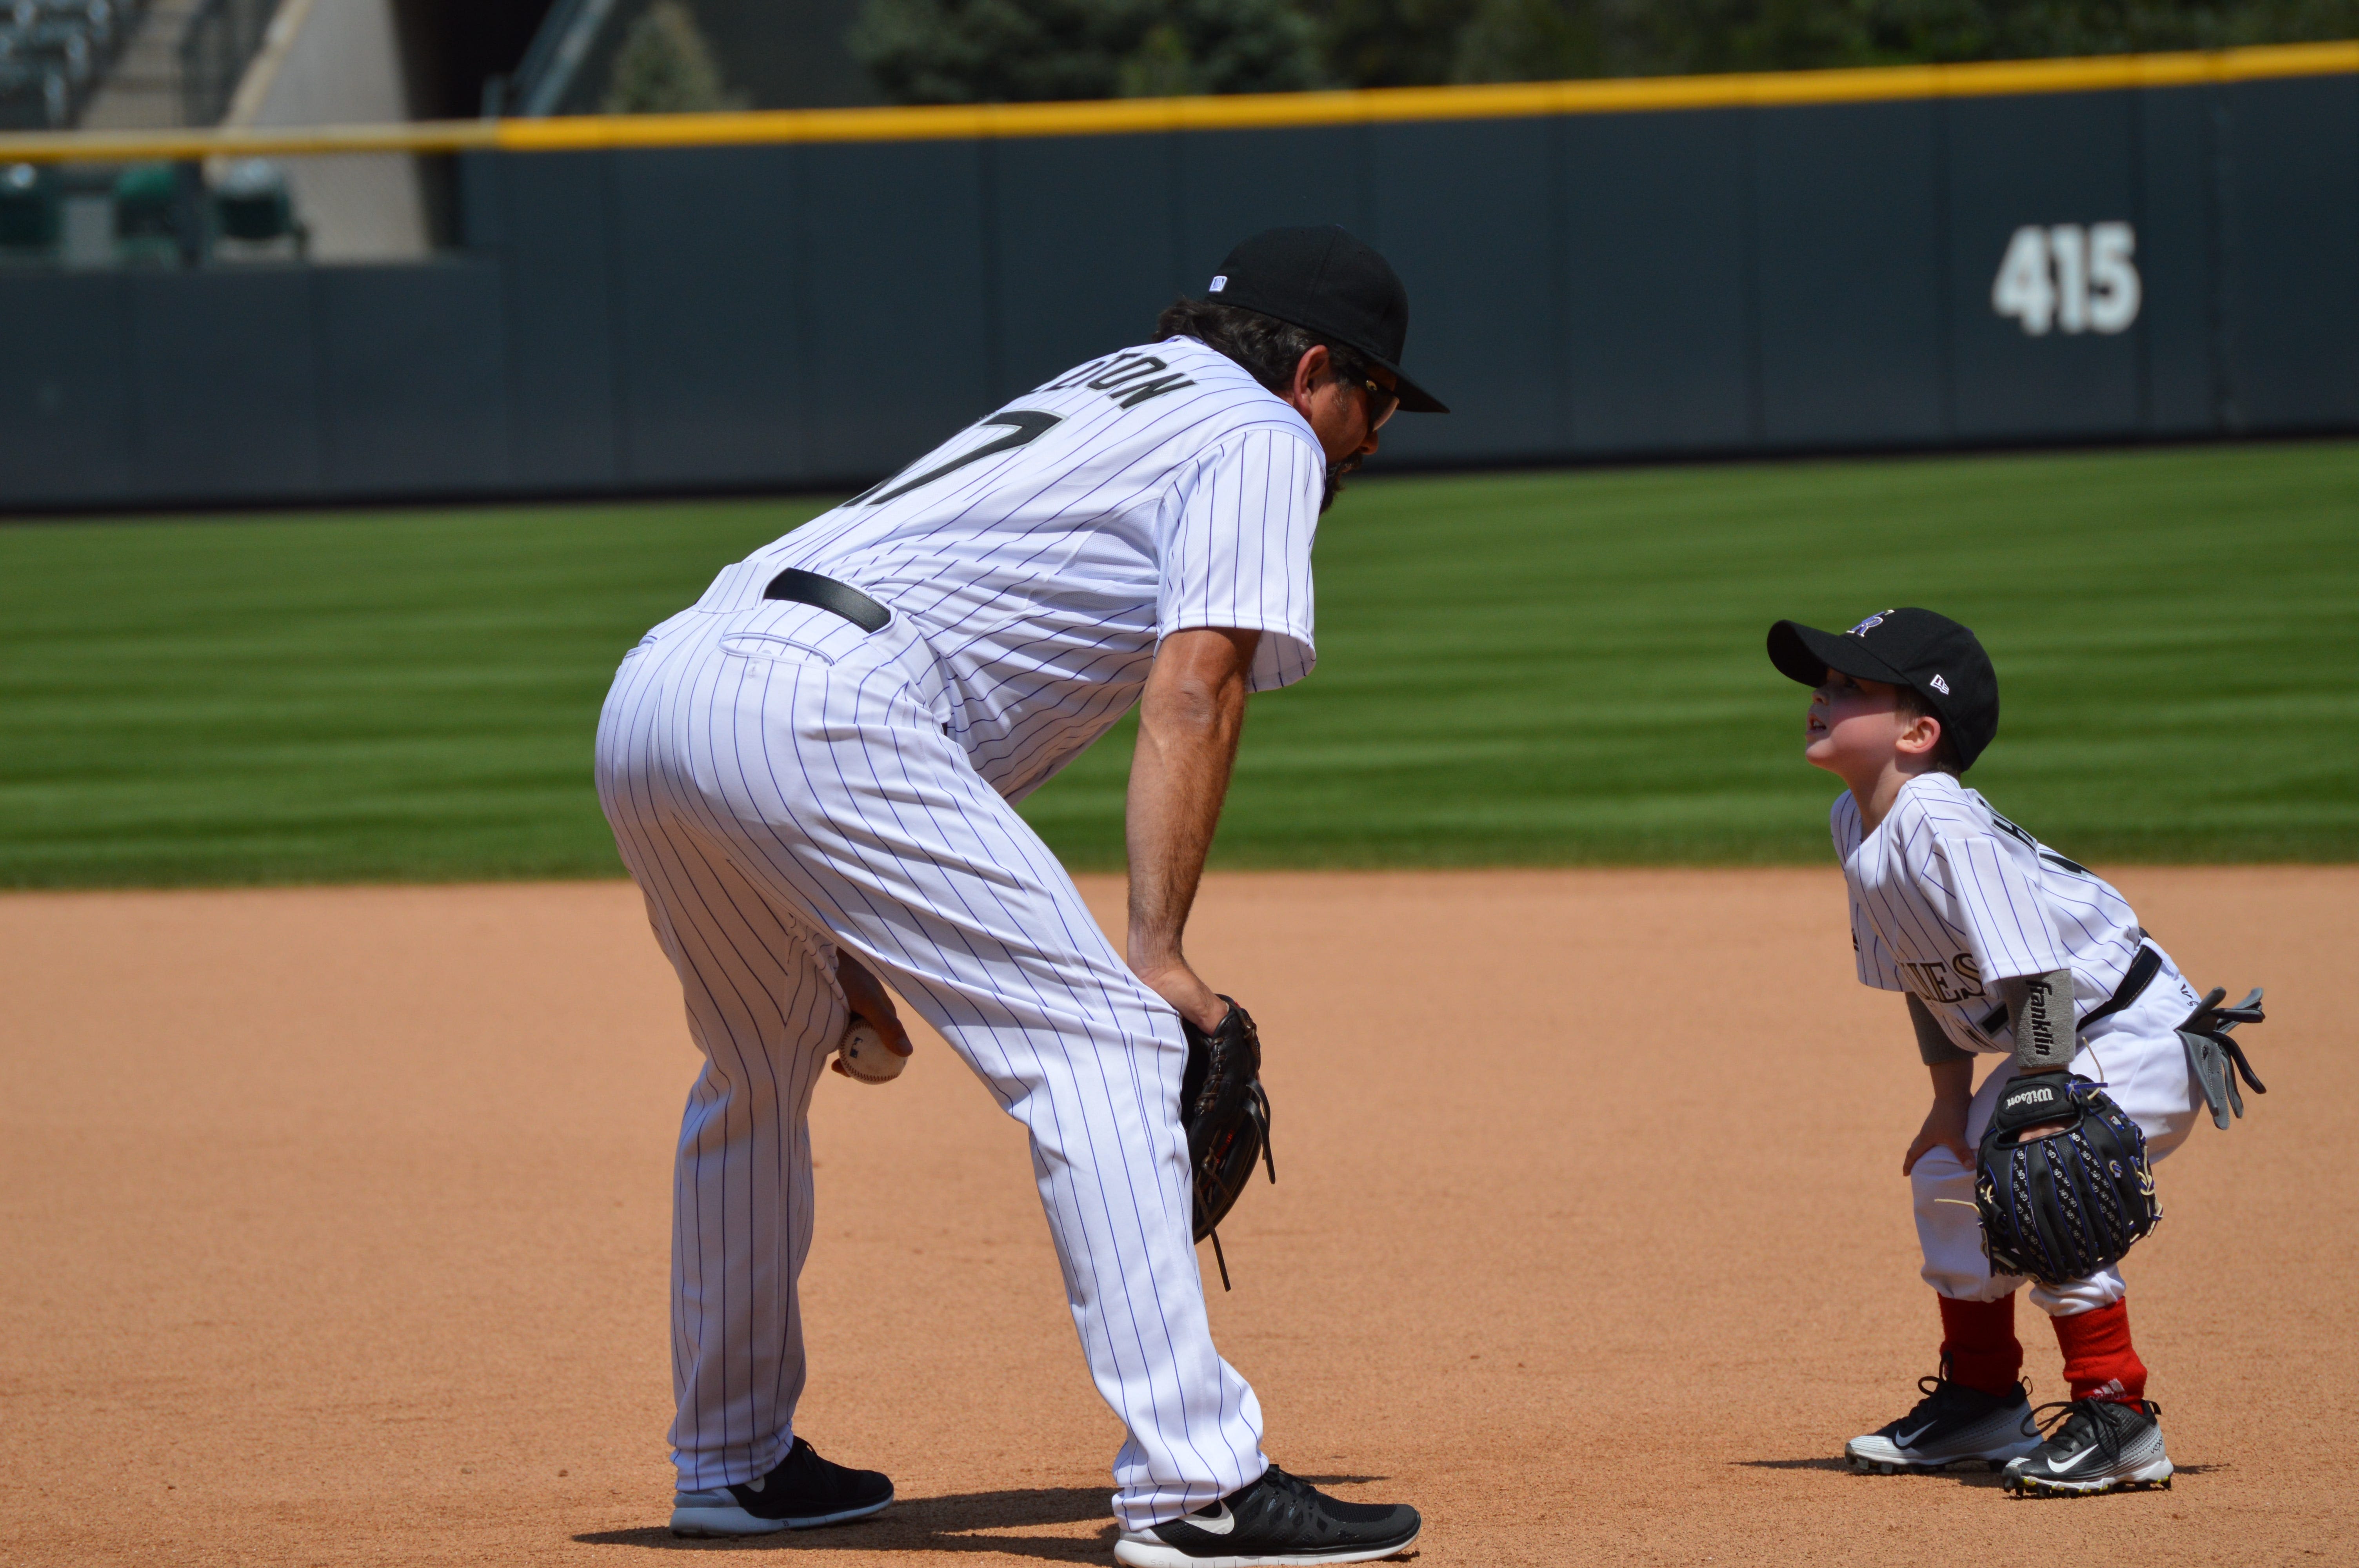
[712,336,1324,803]
[1835,773,2157,1056]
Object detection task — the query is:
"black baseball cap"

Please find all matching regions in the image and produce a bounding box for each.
[1767,608,2001,770]
[1198,225,1448,414]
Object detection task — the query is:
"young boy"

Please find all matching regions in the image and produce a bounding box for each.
[1767,606,2263,1496]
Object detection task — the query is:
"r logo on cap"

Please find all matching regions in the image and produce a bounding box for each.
[1847,610,1895,636]
[1208,274,1228,292]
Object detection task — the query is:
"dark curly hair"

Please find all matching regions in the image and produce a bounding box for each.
[1155,297,1374,512]
[1155,297,1374,399]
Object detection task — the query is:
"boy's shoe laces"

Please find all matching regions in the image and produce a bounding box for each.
[2029,1396,2160,1465]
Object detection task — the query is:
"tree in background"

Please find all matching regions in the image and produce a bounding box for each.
[1309,0,1474,85]
[849,0,1139,102]
[851,0,2359,101]
[1451,0,1606,81]
[1122,0,1325,95]
[849,0,1321,101]
[605,1,749,113]
[1491,0,2359,78]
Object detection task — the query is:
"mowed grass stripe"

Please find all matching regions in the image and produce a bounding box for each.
[0,444,2350,887]
[1037,444,2358,866]
[0,500,815,884]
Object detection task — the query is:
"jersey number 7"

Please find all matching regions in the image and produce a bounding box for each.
[860,411,1062,507]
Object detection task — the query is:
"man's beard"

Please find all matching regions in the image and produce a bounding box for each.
[1320,454,1363,514]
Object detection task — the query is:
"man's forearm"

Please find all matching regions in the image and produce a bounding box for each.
[1124,628,1256,1026]
[1125,713,1234,970]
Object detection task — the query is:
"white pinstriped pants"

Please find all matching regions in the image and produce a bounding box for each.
[592,589,1266,1529]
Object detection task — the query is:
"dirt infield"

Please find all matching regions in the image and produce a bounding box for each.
[3,869,2351,1566]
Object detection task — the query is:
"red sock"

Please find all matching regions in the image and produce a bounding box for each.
[1937,1294,2022,1396]
[2050,1298,2147,1403]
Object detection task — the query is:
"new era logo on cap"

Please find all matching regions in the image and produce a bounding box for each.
[1930,673,1950,694]
[1208,274,1228,292]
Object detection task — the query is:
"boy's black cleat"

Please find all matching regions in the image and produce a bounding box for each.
[2002,1397,2174,1495]
[1111,1464,1421,1566]
[1845,1370,2042,1473]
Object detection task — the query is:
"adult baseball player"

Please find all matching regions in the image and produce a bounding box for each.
[594,226,1438,1566]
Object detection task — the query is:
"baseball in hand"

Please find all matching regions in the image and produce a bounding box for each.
[838,1020,905,1083]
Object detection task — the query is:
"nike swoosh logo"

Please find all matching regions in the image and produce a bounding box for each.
[2044,1445,2104,1474]
[1892,1423,1935,1448]
[1188,1503,1237,1536]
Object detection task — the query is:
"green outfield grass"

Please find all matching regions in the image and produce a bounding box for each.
[2,442,2353,887]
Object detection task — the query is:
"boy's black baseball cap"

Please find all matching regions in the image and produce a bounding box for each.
[1199,225,1449,413]
[1766,608,2001,769]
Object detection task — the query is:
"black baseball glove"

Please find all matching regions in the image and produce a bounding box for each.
[1179,996,1276,1290]
[2179,986,2267,1130]
[1974,1071,2161,1287]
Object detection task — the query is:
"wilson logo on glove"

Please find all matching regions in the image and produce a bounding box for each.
[1974,1072,2161,1287]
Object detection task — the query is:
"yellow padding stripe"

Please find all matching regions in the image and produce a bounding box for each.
[0,39,2352,162]
[0,120,500,162]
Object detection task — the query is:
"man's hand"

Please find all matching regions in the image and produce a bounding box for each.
[1133,955,1228,1033]
[831,949,915,1078]
[1126,626,1259,1033]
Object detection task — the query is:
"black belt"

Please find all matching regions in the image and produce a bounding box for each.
[763,568,889,633]
[1976,942,2162,1037]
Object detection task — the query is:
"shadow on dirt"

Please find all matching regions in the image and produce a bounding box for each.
[576,1485,1112,1558]
[1732,1457,1850,1472]
[1736,1456,2008,1487]
[575,1477,1399,1556]
[1733,1457,2218,1491]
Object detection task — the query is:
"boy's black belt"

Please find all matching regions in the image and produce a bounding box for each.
[1976,942,2163,1037]
[763,568,890,633]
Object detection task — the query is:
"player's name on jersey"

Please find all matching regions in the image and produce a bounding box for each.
[1036,350,1198,408]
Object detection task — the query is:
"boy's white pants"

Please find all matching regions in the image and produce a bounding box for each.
[593,593,1266,1530]
[1910,964,2206,1316]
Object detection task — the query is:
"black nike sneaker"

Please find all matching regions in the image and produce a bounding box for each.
[1845,1369,2042,1474]
[2002,1397,2173,1495]
[1111,1464,1421,1567]
[667,1436,894,1536]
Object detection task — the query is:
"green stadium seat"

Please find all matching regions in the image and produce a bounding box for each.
[0,160,60,258]
[211,157,306,258]
[112,159,185,265]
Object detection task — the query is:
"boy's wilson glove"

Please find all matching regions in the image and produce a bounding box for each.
[1179,996,1276,1291]
[1974,1071,2161,1287]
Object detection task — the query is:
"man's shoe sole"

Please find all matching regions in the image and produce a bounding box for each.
[1110,1522,1421,1568]
[2003,1458,2174,1497]
[1844,1434,2042,1475]
[668,1490,893,1536]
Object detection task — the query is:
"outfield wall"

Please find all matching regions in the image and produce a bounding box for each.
[3,51,2356,507]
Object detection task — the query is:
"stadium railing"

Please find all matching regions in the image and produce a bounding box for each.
[0,0,142,131]
[0,40,2354,506]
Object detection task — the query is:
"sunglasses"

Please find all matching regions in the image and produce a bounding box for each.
[1352,373,1399,431]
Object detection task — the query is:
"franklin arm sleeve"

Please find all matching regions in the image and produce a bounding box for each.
[1907,992,1973,1065]
[1997,968,2077,1072]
